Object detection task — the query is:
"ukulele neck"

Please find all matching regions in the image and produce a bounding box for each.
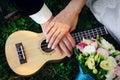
[71,26,108,44]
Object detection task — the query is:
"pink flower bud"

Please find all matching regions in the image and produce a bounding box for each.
[97,48,109,57]
[77,42,88,52]
[91,41,98,49]
[114,64,120,77]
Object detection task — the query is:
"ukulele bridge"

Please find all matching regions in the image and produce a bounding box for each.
[15,43,27,64]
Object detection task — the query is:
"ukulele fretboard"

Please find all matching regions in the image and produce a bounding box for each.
[71,26,108,44]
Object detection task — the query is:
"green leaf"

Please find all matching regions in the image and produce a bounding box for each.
[74,48,80,56]
[110,51,120,57]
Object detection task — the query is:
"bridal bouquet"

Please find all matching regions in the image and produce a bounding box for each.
[75,36,120,80]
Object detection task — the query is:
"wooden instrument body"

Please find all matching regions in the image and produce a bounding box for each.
[5,31,66,76]
[5,27,108,76]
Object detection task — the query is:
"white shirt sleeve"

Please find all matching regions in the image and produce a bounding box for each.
[29,3,52,24]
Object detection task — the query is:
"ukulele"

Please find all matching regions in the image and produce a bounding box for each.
[5,26,108,76]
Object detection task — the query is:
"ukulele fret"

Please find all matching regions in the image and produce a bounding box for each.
[72,26,108,44]
[15,43,27,64]
[87,30,92,38]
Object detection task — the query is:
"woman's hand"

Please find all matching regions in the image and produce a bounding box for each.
[54,33,76,57]
[45,8,78,49]
[45,0,86,49]
[41,0,86,57]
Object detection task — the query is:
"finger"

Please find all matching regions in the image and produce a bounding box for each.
[45,22,55,35]
[70,26,76,32]
[54,45,62,55]
[46,27,57,44]
[48,30,60,49]
[59,41,71,57]
[67,33,76,48]
[62,37,73,53]
[51,31,66,49]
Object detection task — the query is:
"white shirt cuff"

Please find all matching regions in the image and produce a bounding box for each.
[29,3,52,24]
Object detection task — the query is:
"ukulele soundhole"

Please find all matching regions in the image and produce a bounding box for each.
[41,40,53,53]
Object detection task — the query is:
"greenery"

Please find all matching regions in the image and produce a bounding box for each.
[0,0,119,80]
[75,37,120,80]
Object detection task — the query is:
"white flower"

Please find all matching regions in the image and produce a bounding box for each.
[83,45,96,54]
[91,41,98,49]
[105,70,115,80]
[85,57,95,70]
[100,56,117,70]
[83,38,92,45]
[101,39,115,50]
[97,48,109,57]
[109,49,116,54]
[115,55,120,62]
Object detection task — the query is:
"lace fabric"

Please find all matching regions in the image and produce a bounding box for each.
[86,0,120,45]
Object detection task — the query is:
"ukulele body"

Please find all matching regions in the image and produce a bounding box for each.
[5,31,66,76]
[5,27,108,76]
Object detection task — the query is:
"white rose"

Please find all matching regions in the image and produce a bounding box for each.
[101,39,115,50]
[83,45,96,54]
[105,70,115,80]
[100,56,117,70]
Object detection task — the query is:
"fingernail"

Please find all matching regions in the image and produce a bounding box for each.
[46,40,48,43]
[47,44,51,48]
[51,46,54,49]
[68,54,71,57]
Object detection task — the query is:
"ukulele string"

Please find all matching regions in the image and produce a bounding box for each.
[7,38,53,51]
[23,43,51,51]
[7,27,107,51]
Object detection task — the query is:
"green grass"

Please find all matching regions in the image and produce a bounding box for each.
[0,0,119,80]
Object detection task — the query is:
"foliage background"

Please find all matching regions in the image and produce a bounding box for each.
[0,0,119,80]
